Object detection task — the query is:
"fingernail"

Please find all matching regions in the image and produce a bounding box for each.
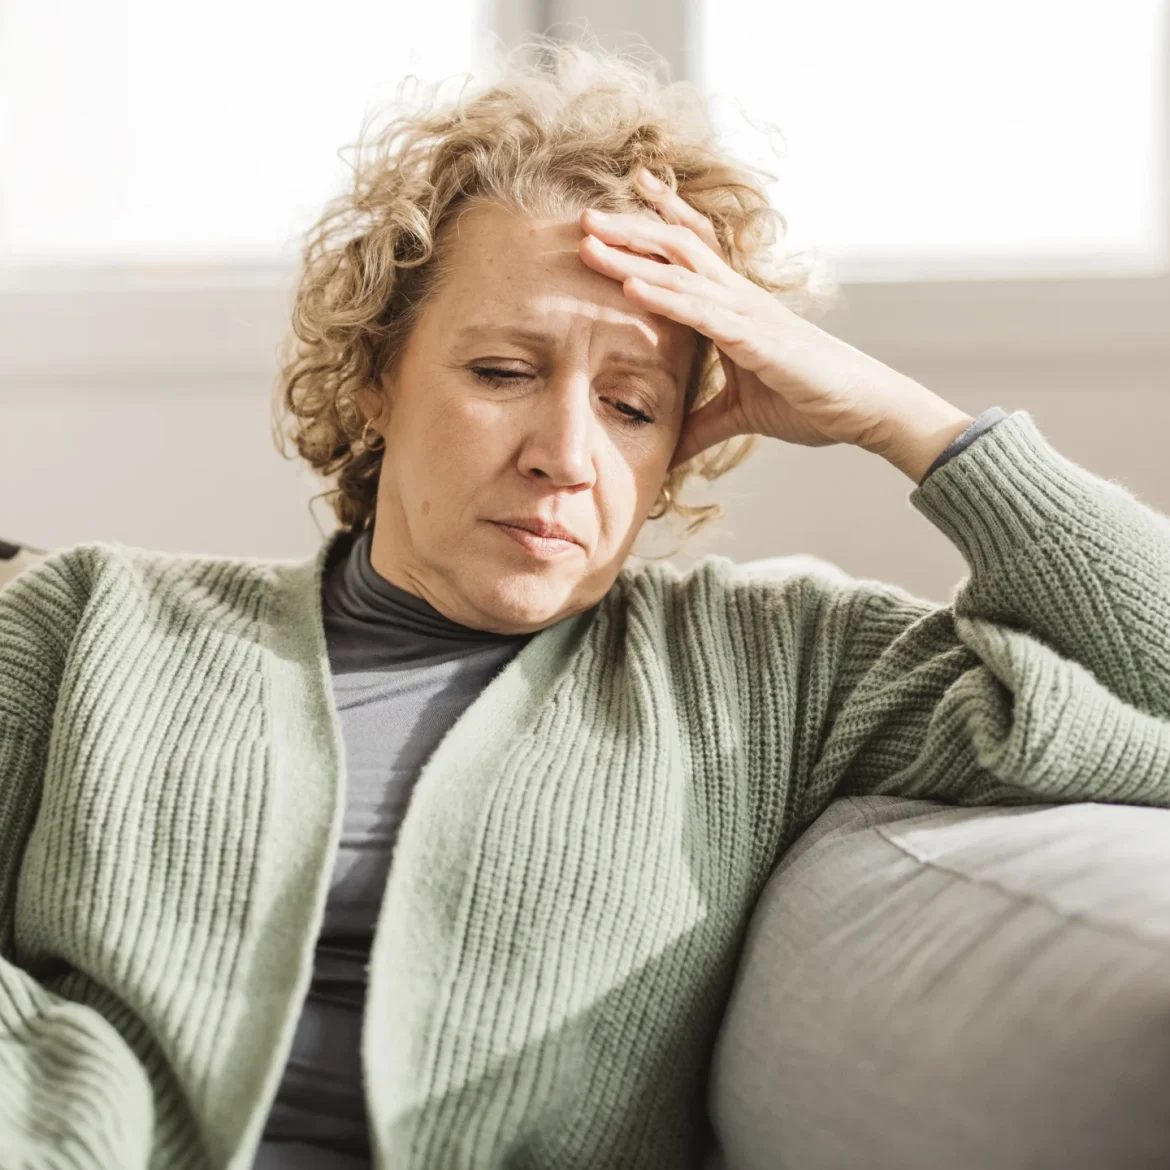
[637,168,665,192]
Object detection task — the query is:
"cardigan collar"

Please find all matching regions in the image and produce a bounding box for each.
[227,526,603,1168]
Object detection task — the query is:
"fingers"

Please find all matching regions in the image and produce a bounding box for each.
[620,273,749,358]
[633,169,724,256]
[579,231,719,294]
[578,233,754,358]
[579,207,731,284]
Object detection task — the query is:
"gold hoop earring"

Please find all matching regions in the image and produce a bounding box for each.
[650,483,673,520]
[360,417,385,452]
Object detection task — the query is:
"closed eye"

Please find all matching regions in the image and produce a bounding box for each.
[470,367,655,427]
[472,367,528,385]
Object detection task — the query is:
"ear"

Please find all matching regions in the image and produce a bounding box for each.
[355,380,386,423]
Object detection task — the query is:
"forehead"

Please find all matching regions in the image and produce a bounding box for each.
[432,201,695,361]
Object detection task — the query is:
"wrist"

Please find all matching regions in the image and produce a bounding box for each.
[867,384,974,483]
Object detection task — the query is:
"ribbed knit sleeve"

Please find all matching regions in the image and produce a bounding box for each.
[795,408,1170,825]
[0,551,154,1169]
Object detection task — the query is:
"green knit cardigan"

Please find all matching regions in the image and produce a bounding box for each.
[1,409,1169,1170]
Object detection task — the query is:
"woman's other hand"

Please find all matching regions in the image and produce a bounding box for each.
[578,170,973,479]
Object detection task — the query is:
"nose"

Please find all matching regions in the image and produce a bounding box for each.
[517,370,598,490]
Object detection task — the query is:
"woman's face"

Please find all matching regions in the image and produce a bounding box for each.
[357,201,697,635]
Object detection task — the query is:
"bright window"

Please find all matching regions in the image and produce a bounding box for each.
[696,0,1169,278]
[0,0,482,264]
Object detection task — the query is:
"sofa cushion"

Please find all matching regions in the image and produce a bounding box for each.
[708,794,1170,1170]
[0,540,46,592]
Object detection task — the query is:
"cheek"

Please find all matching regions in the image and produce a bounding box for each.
[397,393,510,520]
[399,386,490,465]
[638,465,668,513]
[444,400,514,473]
[598,448,659,523]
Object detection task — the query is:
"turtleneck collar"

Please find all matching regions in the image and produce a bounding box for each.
[320,527,534,669]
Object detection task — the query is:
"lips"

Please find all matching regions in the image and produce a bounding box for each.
[493,518,581,545]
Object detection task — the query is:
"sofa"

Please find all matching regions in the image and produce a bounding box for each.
[4,540,1169,1170]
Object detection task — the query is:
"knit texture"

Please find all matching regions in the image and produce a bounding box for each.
[1,409,1169,1170]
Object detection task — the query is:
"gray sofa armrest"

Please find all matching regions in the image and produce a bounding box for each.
[708,795,1170,1170]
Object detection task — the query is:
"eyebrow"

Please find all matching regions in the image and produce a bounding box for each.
[451,324,678,381]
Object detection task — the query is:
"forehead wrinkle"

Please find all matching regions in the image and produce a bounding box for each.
[541,292,662,349]
[445,219,690,390]
[453,296,663,354]
[456,220,667,337]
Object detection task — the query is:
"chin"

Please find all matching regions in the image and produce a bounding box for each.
[475,570,582,633]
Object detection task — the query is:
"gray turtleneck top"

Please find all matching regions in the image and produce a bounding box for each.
[255,526,534,1169]
[251,405,1007,1169]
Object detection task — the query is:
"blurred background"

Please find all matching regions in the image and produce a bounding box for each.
[1,0,1167,601]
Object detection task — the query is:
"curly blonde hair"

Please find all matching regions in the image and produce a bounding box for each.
[273,36,834,541]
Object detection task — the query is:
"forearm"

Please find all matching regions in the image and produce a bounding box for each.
[909,408,1170,716]
[804,408,1170,817]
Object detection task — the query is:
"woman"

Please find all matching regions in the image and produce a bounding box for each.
[1,41,1169,1170]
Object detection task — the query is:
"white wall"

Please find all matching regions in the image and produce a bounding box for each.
[1,377,326,561]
